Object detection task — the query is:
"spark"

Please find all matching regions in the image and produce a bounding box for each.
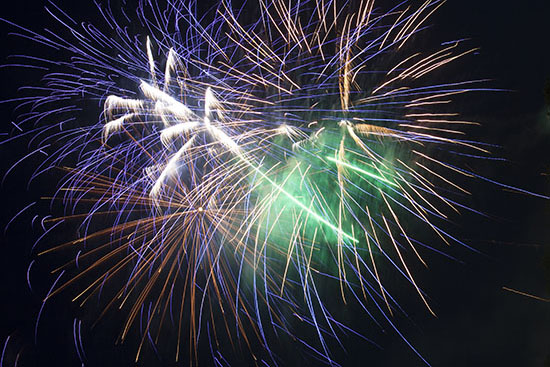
[502,287,550,303]
[326,156,398,187]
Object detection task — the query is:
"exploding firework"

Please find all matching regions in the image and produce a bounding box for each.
[2,0,503,365]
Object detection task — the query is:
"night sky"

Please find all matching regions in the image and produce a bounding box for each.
[1,1,549,366]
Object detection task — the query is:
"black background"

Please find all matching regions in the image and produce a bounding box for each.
[1,0,549,366]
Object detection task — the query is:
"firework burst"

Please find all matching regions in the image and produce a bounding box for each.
[2,0,501,365]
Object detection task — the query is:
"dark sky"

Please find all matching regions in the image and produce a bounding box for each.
[1,1,549,366]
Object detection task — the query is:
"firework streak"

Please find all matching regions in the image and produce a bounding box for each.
[2,0,502,365]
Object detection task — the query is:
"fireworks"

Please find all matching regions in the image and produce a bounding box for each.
[3,0,499,365]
